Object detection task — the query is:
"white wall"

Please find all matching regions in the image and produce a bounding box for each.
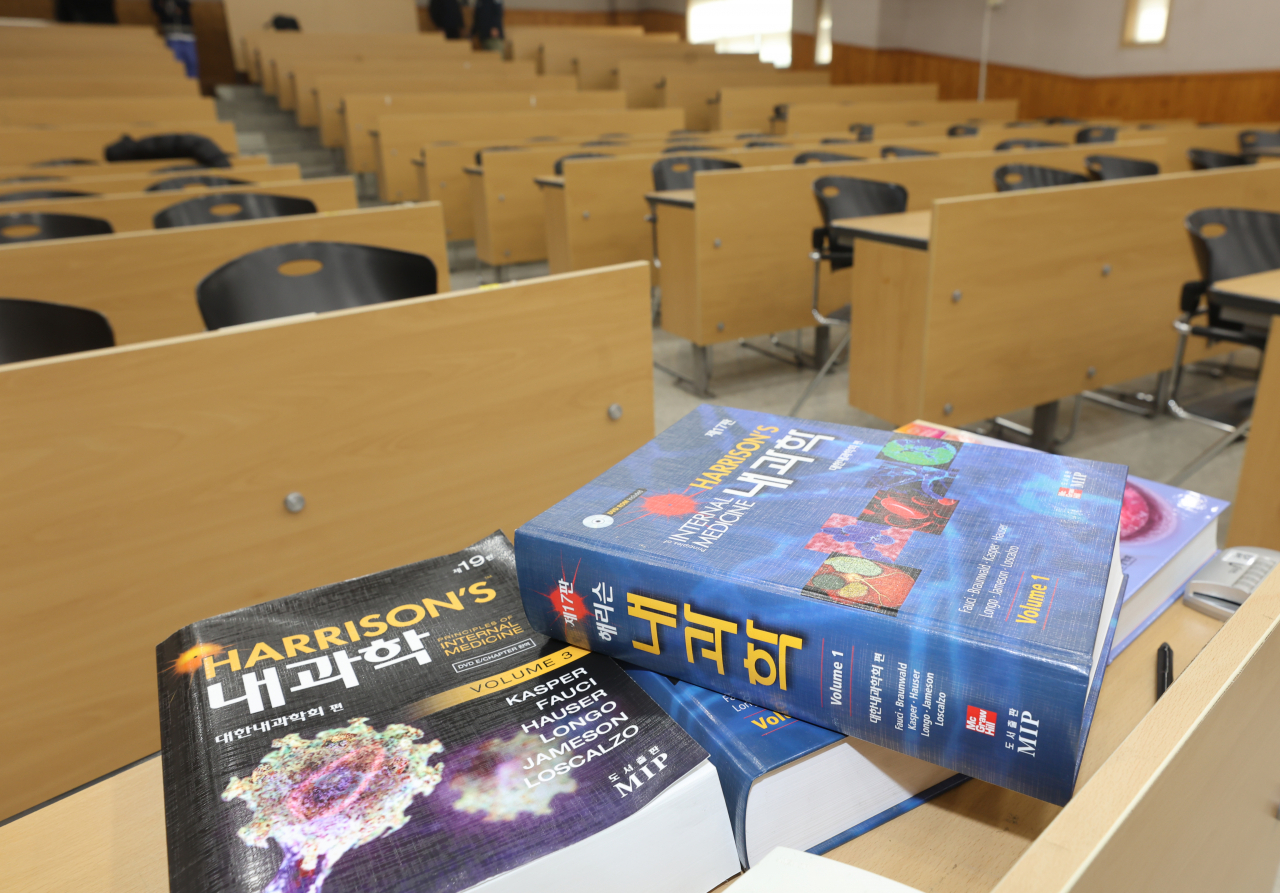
[828,0,1280,77]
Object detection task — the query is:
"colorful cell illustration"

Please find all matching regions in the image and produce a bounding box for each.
[804,513,912,563]
[861,487,958,535]
[450,732,576,822]
[803,553,921,616]
[222,717,444,893]
[867,461,957,499]
[1118,481,1176,543]
[877,437,960,470]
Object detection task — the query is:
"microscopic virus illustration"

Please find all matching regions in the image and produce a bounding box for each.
[450,732,576,821]
[223,718,444,893]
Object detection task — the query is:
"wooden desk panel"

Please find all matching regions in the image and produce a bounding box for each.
[0,261,653,820]
[0,154,270,180]
[0,97,215,128]
[715,83,940,133]
[0,55,184,79]
[0,120,240,167]
[660,70,833,132]
[231,5,422,73]
[0,203,448,346]
[778,99,1021,134]
[0,75,199,98]
[273,52,510,111]
[832,210,932,249]
[0,163,302,201]
[0,176,358,233]
[618,56,773,108]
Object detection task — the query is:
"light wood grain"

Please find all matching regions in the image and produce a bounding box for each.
[0,120,240,167]
[779,99,1021,134]
[0,75,199,98]
[715,83,939,133]
[537,32,681,77]
[375,108,686,203]
[542,175,571,274]
[230,0,420,72]
[661,70,833,131]
[0,176,357,233]
[0,55,184,79]
[0,154,270,180]
[0,261,653,821]
[0,202,448,345]
[505,24,644,64]
[0,96,215,127]
[0,162,302,201]
[272,52,508,111]
[618,55,776,108]
[833,210,932,246]
[571,43,721,91]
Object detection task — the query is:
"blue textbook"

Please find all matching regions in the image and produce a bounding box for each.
[623,664,964,868]
[514,406,1127,805]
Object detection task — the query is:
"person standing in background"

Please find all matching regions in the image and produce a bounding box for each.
[471,0,503,51]
[428,0,465,40]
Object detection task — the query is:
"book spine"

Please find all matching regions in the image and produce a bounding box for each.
[516,529,1088,805]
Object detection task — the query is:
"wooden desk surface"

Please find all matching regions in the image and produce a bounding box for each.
[535,175,565,189]
[645,189,696,209]
[463,165,483,176]
[0,595,1223,893]
[832,210,932,250]
[1210,266,1280,303]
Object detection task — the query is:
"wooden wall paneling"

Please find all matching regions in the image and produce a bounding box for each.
[315,74,577,144]
[713,82,939,133]
[342,90,626,173]
[226,0,420,72]
[779,98,1020,133]
[0,176,358,233]
[0,0,53,16]
[0,75,199,98]
[0,96,216,127]
[791,32,817,71]
[661,70,833,131]
[0,161,301,199]
[0,259,652,822]
[0,119,240,171]
[920,165,1280,428]
[374,108,686,202]
[637,10,686,34]
[0,202,448,345]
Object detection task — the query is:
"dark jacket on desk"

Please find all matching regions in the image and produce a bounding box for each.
[428,0,465,40]
[472,0,504,40]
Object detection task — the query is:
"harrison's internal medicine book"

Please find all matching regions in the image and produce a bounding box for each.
[156,533,739,893]
[514,406,1127,805]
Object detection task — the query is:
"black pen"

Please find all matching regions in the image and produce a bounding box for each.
[1156,642,1173,699]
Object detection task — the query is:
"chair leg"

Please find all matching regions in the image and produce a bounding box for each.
[1165,322,1191,415]
[790,327,850,416]
[1167,418,1251,487]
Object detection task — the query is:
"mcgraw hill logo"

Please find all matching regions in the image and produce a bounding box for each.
[965,705,997,736]
[1058,469,1087,498]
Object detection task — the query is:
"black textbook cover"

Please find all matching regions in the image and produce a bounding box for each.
[157,533,706,893]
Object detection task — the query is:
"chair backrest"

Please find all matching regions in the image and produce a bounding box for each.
[651,156,742,191]
[196,241,439,330]
[474,146,525,165]
[811,175,909,227]
[1085,154,1160,180]
[994,163,1089,192]
[1239,130,1280,152]
[663,144,717,153]
[0,212,113,244]
[1187,148,1250,170]
[152,192,319,229]
[947,124,978,136]
[1075,126,1118,144]
[995,138,1069,151]
[795,151,865,164]
[0,189,96,204]
[31,158,95,167]
[0,175,62,185]
[1184,208,1280,284]
[746,141,788,148]
[145,175,252,193]
[848,123,875,141]
[0,297,113,364]
[880,145,937,158]
[553,152,611,175]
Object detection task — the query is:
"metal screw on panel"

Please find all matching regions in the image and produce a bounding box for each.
[608,403,624,421]
[1102,264,1112,276]
[952,290,962,302]
[582,211,591,219]
[717,322,725,331]
[653,258,662,269]
[1087,366,1097,378]
[284,492,306,514]
[713,238,722,248]
[498,194,505,202]
[943,403,953,415]
[504,250,511,258]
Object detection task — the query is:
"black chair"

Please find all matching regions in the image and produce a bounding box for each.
[880,146,937,158]
[663,144,717,153]
[553,153,610,175]
[746,141,788,148]
[31,158,95,167]
[1167,208,1280,434]
[1044,117,1085,125]
[651,156,741,191]
[1238,130,1280,160]
[0,212,113,244]
[1188,148,1250,170]
[145,175,251,192]
[1075,126,1118,144]
[994,164,1089,191]
[580,140,624,147]
[794,151,864,164]
[793,176,909,414]
[848,123,875,141]
[947,124,978,137]
[0,189,97,203]
[1085,155,1160,180]
[473,146,525,165]
[195,242,439,329]
[0,297,114,364]
[995,138,1069,151]
[153,193,318,229]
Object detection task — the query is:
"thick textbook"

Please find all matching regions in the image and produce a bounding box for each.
[624,664,963,867]
[897,421,1226,659]
[157,533,739,893]
[514,406,1127,804]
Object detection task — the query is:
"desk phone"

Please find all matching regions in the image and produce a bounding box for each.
[1182,547,1280,620]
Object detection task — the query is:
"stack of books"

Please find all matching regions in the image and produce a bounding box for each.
[160,406,1200,891]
